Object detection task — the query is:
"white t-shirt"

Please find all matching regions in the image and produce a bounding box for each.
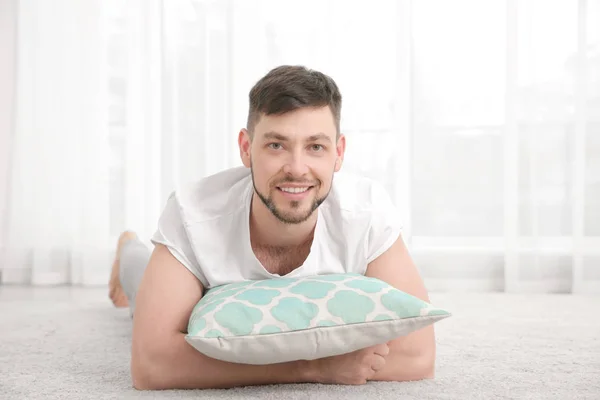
[150,166,402,289]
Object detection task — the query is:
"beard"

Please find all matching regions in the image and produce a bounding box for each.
[250,167,332,225]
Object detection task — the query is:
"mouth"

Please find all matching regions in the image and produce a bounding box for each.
[275,185,315,199]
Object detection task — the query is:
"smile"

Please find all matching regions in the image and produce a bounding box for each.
[277,186,312,194]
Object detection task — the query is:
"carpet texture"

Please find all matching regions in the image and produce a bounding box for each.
[0,287,598,399]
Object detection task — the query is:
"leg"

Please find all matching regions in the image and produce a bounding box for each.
[109,231,151,317]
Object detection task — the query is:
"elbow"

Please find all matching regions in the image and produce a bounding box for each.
[130,339,170,390]
[132,365,151,390]
[131,350,157,390]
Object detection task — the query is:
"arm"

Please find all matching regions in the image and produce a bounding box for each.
[130,244,314,390]
[365,234,436,382]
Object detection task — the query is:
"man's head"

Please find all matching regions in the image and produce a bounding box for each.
[238,65,346,225]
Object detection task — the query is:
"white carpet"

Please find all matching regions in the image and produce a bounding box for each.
[0,287,598,399]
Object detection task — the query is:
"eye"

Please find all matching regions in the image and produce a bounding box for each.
[268,143,282,150]
[310,144,324,152]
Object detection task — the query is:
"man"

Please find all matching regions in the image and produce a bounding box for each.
[108,65,435,390]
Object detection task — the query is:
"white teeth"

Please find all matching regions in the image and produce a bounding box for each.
[279,187,309,194]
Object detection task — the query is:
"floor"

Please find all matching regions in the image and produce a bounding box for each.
[1,287,599,399]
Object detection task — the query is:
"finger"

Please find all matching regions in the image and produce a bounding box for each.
[364,364,377,382]
[372,343,390,357]
[369,354,387,372]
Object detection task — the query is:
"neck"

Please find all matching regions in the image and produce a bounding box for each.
[249,192,317,248]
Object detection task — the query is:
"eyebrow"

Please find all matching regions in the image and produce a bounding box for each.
[307,133,332,143]
[262,131,332,143]
[263,132,289,141]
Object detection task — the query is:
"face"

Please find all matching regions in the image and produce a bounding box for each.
[238,106,346,224]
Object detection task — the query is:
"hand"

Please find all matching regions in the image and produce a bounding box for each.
[308,343,390,385]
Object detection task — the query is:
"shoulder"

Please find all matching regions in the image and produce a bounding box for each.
[319,170,403,268]
[171,166,252,224]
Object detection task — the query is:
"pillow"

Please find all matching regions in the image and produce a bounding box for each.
[185,273,450,365]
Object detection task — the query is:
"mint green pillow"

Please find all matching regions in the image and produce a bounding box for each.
[185,273,450,365]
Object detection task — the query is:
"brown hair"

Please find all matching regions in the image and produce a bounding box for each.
[246,65,342,137]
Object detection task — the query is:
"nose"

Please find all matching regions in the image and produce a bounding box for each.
[282,151,309,177]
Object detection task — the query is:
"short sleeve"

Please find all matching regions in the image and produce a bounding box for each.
[365,181,403,263]
[150,192,209,287]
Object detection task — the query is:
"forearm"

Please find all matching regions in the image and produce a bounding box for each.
[132,333,313,390]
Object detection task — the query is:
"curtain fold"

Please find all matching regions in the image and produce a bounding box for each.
[0,0,18,284]
[1,0,598,293]
[3,0,110,285]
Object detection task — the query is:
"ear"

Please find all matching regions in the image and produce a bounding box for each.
[334,134,346,172]
[238,129,252,168]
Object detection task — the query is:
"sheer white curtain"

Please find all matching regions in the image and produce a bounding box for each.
[409,0,600,294]
[1,0,599,293]
[2,0,111,285]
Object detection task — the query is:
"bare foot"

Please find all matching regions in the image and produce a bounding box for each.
[109,231,138,307]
